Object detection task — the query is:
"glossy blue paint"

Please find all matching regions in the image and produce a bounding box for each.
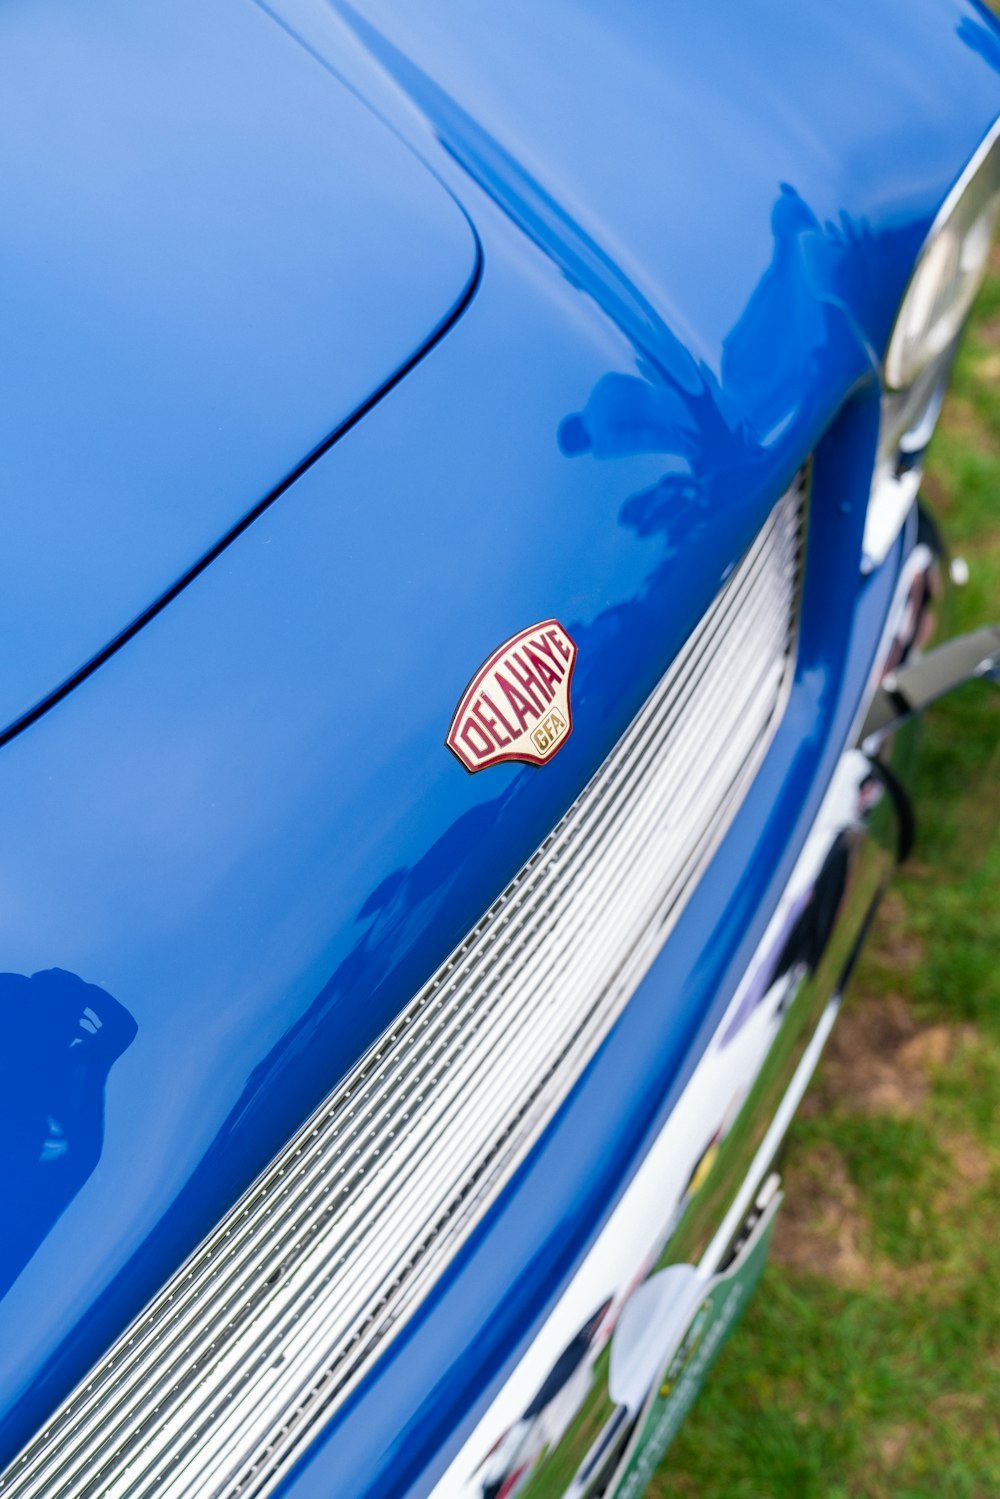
[1,0,998,1492]
[270,0,1000,367]
[0,0,476,740]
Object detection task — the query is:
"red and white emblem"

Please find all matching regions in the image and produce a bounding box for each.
[446,619,578,772]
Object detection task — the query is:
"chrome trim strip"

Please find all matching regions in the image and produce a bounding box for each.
[0,475,806,1499]
[431,745,890,1499]
[697,993,840,1275]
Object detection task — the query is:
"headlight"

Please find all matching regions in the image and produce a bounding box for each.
[885,123,1000,390]
[864,117,1000,570]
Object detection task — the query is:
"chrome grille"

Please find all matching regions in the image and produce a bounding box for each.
[1,471,806,1499]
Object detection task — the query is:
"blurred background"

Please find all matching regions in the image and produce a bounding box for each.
[653,249,1000,1497]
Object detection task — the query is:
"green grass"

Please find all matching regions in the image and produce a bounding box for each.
[648,255,1000,1494]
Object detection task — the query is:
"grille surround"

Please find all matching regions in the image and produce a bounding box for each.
[1,471,807,1499]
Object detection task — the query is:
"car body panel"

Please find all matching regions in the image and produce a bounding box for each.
[0,0,477,739]
[271,0,1000,375]
[0,192,834,1453]
[250,399,909,1499]
[1,0,999,1493]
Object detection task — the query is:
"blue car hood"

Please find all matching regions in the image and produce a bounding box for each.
[2,0,999,1470]
[0,0,476,739]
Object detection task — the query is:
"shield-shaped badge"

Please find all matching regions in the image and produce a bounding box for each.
[446,619,578,772]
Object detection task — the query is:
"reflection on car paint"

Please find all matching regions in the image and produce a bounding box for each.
[719,825,855,1048]
[556,183,886,474]
[333,0,926,659]
[0,969,136,1299]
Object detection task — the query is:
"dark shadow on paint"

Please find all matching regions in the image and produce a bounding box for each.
[0,969,137,1300]
[957,14,1000,75]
